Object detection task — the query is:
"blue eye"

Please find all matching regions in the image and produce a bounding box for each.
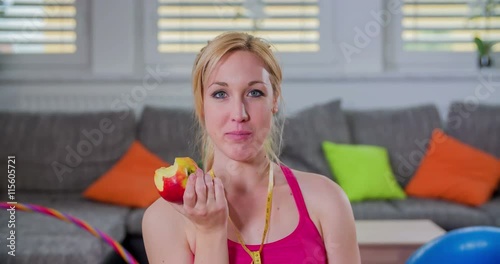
[212,91,227,99]
[249,90,264,97]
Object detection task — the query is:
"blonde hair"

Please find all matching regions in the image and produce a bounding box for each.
[191,31,286,171]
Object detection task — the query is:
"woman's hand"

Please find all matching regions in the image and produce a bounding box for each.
[170,168,229,234]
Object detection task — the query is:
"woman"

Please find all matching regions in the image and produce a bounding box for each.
[142,32,361,264]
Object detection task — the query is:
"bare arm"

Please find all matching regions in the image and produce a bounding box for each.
[143,169,229,264]
[317,177,361,264]
[193,229,229,264]
[142,199,193,263]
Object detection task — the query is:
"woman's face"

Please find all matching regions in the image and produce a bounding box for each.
[203,50,277,162]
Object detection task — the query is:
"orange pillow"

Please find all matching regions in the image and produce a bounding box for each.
[83,141,168,208]
[405,129,500,206]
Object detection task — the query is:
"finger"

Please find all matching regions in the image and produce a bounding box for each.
[195,169,207,206]
[205,173,215,205]
[183,173,196,209]
[214,177,226,205]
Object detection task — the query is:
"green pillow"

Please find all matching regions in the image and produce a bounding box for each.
[322,141,406,202]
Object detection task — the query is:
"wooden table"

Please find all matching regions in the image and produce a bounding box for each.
[355,219,446,264]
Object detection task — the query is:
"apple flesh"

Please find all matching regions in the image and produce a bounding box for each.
[154,157,199,203]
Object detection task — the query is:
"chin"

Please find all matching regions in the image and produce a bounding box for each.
[228,150,256,161]
[222,144,261,162]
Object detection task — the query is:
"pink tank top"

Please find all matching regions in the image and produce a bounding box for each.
[227,164,327,263]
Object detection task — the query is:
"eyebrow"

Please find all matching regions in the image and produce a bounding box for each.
[209,81,228,87]
[208,80,267,88]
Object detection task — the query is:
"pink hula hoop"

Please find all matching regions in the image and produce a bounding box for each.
[0,202,139,264]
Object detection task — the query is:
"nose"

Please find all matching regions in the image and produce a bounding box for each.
[231,101,249,122]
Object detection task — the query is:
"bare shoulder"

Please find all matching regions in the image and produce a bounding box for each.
[290,169,355,232]
[291,169,361,263]
[143,197,179,227]
[142,198,193,263]
[143,197,183,225]
[291,169,350,210]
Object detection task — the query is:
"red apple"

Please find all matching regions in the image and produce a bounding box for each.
[154,157,199,203]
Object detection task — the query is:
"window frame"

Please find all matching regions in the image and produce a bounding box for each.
[387,0,481,72]
[0,0,89,68]
[143,0,336,77]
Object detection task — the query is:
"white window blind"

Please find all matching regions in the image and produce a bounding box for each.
[155,0,320,53]
[0,0,78,54]
[402,0,500,52]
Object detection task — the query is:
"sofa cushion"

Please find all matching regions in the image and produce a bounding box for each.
[405,129,500,207]
[281,100,351,179]
[0,192,130,263]
[0,110,136,192]
[345,104,442,187]
[351,200,403,219]
[481,197,500,226]
[4,192,129,240]
[390,197,494,230]
[322,141,406,202]
[138,106,200,165]
[446,102,500,158]
[83,140,166,208]
[1,235,110,264]
[127,208,147,235]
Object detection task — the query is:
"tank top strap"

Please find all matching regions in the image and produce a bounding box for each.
[279,164,310,218]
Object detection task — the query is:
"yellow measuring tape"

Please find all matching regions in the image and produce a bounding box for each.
[209,163,274,264]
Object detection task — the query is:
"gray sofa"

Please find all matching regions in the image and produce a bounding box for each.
[0,100,499,263]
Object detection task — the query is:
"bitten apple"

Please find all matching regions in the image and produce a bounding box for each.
[154,157,199,203]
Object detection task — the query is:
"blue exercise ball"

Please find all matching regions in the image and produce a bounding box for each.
[406,226,500,264]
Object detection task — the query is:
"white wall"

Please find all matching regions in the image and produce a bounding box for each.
[0,0,499,119]
[2,72,499,122]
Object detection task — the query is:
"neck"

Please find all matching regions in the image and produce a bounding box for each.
[211,151,272,195]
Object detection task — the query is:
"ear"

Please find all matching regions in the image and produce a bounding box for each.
[272,96,279,114]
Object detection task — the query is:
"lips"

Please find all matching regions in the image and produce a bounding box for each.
[227,131,252,135]
[226,130,252,141]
